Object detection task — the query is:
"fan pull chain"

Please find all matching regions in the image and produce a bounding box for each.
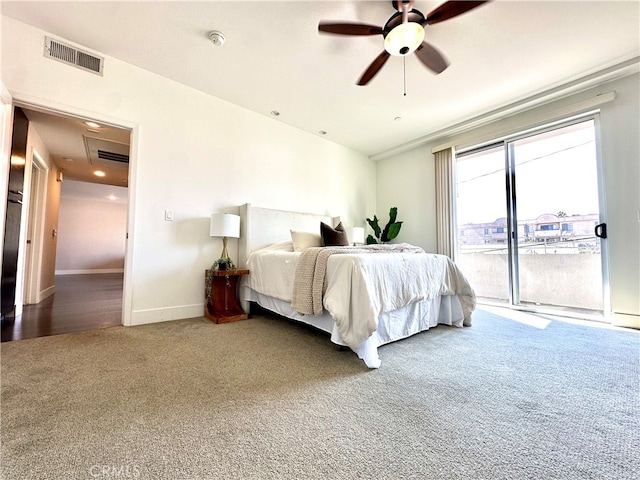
[403,56,407,96]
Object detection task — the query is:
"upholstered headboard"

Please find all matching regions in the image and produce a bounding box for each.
[238,203,340,269]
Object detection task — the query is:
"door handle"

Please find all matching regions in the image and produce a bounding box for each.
[594,223,607,239]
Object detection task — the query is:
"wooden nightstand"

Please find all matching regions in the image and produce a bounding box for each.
[204,269,249,323]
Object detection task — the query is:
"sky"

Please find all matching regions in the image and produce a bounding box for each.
[456,120,600,225]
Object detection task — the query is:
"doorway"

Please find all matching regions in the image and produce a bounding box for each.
[1,104,132,341]
[455,116,607,317]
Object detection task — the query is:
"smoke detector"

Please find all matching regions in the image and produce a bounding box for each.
[209,31,226,47]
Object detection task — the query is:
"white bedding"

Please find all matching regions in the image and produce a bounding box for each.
[244,244,476,367]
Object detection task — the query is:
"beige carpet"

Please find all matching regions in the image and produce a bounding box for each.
[1,308,639,479]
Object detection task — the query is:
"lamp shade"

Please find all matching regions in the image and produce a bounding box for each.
[384,22,425,56]
[210,213,240,238]
[349,226,365,245]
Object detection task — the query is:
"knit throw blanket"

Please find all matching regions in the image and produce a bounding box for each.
[291,243,425,316]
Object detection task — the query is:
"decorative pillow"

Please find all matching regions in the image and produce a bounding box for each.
[321,221,349,247]
[290,230,322,252]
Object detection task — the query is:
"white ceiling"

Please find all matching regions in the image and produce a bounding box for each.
[19,106,131,187]
[3,0,639,167]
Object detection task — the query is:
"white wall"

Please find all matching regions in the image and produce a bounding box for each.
[23,123,58,306]
[56,180,127,274]
[1,16,376,325]
[376,146,438,253]
[376,72,640,323]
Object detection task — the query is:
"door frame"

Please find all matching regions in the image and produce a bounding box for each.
[1,84,14,270]
[24,150,48,304]
[10,94,138,327]
[456,112,611,320]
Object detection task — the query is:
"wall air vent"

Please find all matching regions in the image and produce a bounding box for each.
[44,36,104,76]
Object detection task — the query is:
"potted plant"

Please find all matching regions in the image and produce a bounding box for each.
[366,207,402,244]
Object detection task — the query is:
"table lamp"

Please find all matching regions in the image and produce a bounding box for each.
[349,226,365,246]
[210,213,240,271]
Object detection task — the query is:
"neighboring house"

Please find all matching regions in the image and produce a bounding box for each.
[459,214,599,245]
[1,14,638,328]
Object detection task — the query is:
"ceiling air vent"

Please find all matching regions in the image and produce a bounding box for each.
[84,136,130,170]
[44,36,104,76]
[97,150,129,164]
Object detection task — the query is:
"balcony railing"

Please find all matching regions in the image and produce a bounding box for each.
[457,236,603,312]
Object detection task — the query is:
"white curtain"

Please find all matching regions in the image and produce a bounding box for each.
[434,147,456,259]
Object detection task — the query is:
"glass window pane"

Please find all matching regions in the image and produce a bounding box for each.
[512,120,603,312]
[455,145,510,304]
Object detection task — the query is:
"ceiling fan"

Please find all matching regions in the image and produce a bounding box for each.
[318,1,489,85]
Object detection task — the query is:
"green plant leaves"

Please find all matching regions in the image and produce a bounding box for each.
[366,215,381,240]
[383,221,402,242]
[367,207,402,243]
[388,207,398,223]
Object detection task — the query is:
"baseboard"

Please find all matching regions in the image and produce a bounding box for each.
[55,269,125,275]
[129,303,204,326]
[38,285,55,302]
[610,312,640,329]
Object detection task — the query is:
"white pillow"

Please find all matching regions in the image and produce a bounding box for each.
[290,230,322,252]
[256,240,294,252]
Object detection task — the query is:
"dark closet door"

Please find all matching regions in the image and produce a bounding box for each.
[2,107,28,318]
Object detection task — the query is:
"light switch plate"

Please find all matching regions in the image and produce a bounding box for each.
[164,209,174,221]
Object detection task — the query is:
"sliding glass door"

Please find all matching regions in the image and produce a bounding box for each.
[455,117,607,315]
[456,145,510,304]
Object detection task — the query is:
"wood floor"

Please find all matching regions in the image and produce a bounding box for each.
[1,273,123,342]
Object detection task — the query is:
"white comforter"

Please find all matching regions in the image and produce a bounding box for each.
[246,246,475,351]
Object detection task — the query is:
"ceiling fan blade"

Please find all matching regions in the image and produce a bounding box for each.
[424,1,489,25]
[357,51,391,86]
[318,22,385,36]
[415,41,449,74]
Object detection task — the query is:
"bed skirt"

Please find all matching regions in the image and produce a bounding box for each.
[242,286,465,368]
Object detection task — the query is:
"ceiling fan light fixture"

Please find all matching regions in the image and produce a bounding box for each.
[384,22,424,56]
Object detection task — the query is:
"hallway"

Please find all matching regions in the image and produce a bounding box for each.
[1,273,123,342]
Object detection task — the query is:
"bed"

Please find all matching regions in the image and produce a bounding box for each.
[237,203,475,368]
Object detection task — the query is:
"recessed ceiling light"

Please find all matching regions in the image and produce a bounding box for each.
[107,195,117,201]
[394,116,402,121]
[318,131,327,135]
[85,121,100,128]
[270,110,280,117]
[64,158,74,163]
[94,170,106,177]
